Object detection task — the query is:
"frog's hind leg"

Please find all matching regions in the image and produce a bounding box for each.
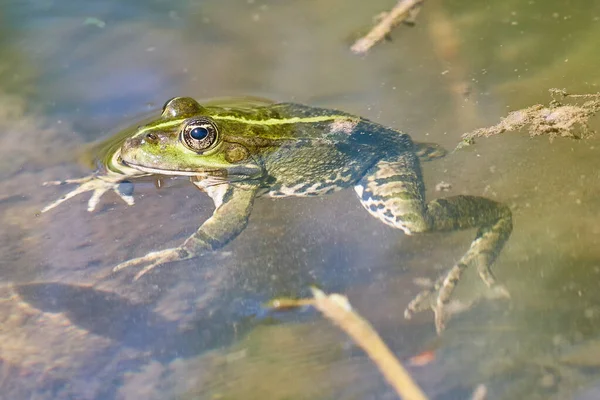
[408,196,512,333]
[354,152,512,333]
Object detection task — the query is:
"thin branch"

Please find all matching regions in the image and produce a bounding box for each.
[268,289,429,400]
[351,0,424,54]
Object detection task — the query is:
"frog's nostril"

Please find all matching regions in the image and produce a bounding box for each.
[145,132,159,143]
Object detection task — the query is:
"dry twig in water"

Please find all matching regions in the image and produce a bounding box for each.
[457,88,600,149]
[267,288,429,400]
[351,0,424,54]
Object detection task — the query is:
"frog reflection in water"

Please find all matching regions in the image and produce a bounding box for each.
[43,97,512,333]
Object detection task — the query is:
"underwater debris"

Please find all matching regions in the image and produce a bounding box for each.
[457,89,600,149]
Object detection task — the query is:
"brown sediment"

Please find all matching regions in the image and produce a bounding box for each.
[458,89,600,149]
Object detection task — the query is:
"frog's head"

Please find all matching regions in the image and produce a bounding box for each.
[120,97,264,181]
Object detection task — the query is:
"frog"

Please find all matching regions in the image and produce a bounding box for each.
[42,97,512,333]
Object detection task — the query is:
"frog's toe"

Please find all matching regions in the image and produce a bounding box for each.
[405,290,455,334]
[133,262,162,281]
[404,284,456,334]
[85,182,135,211]
[41,196,71,213]
[112,247,190,280]
[86,186,111,212]
[43,176,94,186]
[404,287,435,320]
[84,184,135,212]
[41,182,97,213]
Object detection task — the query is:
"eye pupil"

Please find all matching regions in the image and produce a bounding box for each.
[181,118,218,153]
[190,127,209,140]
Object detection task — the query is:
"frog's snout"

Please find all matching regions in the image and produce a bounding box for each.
[120,136,145,162]
[121,136,144,153]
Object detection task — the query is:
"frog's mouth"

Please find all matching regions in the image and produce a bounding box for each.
[120,159,219,177]
[120,159,262,180]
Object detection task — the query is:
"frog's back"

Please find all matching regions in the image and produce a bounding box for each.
[259,103,416,197]
[270,103,413,148]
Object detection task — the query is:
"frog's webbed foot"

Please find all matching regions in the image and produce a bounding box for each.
[403,276,450,334]
[404,269,511,334]
[112,247,191,281]
[42,175,134,213]
[403,280,456,334]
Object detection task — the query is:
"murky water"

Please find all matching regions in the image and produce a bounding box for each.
[2,0,600,399]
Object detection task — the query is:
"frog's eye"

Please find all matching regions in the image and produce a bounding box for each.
[162,97,204,117]
[181,118,219,152]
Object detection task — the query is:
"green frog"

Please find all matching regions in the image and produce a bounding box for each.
[43,97,512,333]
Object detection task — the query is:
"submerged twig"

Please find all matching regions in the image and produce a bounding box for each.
[457,88,600,149]
[351,0,424,54]
[268,288,429,400]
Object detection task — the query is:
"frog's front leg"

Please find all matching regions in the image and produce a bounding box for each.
[355,152,512,334]
[113,182,258,280]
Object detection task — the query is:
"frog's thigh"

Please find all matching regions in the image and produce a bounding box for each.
[354,152,430,235]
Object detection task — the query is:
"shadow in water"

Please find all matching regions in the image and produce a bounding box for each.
[15,282,258,363]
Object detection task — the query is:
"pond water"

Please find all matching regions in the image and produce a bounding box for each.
[2,0,600,399]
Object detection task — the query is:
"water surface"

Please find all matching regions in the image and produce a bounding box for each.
[1,0,600,399]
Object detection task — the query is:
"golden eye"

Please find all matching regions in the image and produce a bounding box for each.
[180,118,219,152]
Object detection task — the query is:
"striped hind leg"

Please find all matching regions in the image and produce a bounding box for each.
[354,153,512,333]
